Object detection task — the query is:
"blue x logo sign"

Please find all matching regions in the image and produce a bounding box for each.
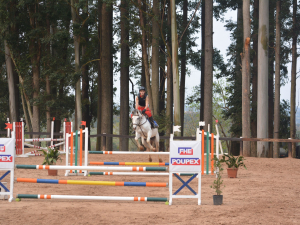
[173,173,198,195]
[0,171,10,192]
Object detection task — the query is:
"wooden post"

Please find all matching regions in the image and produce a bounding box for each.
[102,133,106,151]
[240,137,243,156]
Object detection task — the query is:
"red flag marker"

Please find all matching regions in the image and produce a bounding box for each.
[5,123,12,130]
[81,121,86,126]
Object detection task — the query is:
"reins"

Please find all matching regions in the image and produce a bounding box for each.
[132,113,149,138]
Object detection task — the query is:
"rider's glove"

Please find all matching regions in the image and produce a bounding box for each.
[142,109,146,114]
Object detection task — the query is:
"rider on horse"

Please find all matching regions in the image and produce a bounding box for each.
[135,86,158,129]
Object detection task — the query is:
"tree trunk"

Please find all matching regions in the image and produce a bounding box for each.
[159,43,166,151]
[101,2,113,150]
[29,4,41,145]
[290,0,297,158]
[171,0,181,130]
[257,0,269,158]
[120,0,130,151]
[180,0,187,136]
[141,54,146,87]
[203,0,213,131]
[82,15,91,150]
[242,0,251,156]
[138,0,153,111]
[71,0,82,131]
[159,44,166,114]
[46,17,52,143]
[4,41,17,122]
[97,0,102,150]
[235,4,242,138]
[268,1,275,158]
[159,2,166,150]
[166,0,173,149]
[152,0,160,116]
[273,0,281,158]
[110,8,113,150]
[200,1,205,126]
[251,0,259,157]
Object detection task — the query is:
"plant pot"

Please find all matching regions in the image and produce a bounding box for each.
[227,168,238,178]
[48,169,58,176]
[213,195,223,205]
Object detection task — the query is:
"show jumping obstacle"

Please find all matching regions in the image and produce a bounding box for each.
[1,122,222,204]
[64,127,89,176]
[16,165,168,171]
[6,118,72,157]
[15,178,168,187]
[86,125,222,176]
[89,151,170,155]
[89,162,169,166]
[89,172,196,176]
[16,194,168,202]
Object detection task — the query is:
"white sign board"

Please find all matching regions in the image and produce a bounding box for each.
[170,140,201,173]
[0,138,15,169]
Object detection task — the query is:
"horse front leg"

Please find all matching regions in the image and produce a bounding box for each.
[135,133,144,151]
[142,138,152,162]
[147,131,155,151]
[155,133,162,162]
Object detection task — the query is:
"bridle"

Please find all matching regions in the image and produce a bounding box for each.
[132,113,148,137]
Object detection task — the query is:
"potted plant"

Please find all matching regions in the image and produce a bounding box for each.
[42,147,62,176]
[220,154,247,178]
[211,156,224,205]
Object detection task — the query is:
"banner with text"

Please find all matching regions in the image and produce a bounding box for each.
[170,141,201,172]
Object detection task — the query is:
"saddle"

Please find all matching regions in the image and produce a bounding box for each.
[147,118,159,129]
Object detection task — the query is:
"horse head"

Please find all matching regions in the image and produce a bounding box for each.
[131,109,143,130]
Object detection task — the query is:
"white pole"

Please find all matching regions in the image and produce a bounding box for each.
[65,133,70,176]
[89,151,170,155]
[85,127,88,167]
[169,172,173,205]
[215,124,219,159]
[22,121,24,156]
[7,118,10,138]
[25,138,64,142]
[18,165,169,171]
[13,122,15,154]
[51,120,54,146]
[63,121,65,153]
[17,195,166,201]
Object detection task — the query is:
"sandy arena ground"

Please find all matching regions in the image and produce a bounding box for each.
[1,148,300,225]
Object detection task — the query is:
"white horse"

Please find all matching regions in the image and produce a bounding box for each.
[131,109,162,162]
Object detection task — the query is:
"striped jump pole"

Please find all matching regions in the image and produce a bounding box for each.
[89,162,169,166]
[89,172,196,176]
[16,178,168,187]
[89,151,170,155]
[24,142,65,150]
[24,138,64,142]
[26,154,43,156]
[16,194,168,202]
[16,165,168,171]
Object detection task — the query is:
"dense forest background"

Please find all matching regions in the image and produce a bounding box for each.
[0,0,299,157]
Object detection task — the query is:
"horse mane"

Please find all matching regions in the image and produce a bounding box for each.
[132,109,140,116]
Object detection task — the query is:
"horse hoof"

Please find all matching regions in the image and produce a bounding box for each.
[139,146,144,151]
[149,158,152,162]
[159,158,163,163]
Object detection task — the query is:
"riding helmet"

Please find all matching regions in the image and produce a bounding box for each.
[139,86,146,92]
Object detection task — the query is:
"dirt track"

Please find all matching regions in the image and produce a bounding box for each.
[1,150,300,225]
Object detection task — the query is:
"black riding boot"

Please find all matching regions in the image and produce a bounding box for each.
[149,116,158,129]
